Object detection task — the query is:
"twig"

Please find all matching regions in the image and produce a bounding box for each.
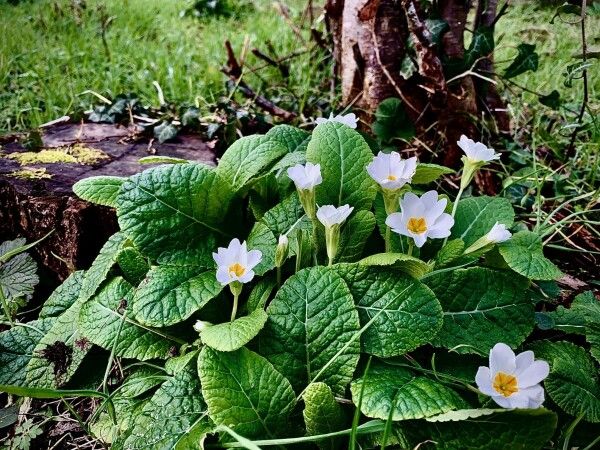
[251,48,289,77]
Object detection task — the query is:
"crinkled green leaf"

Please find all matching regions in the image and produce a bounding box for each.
[39,271,85,319]
[529,340,600,423]
[138,155,189,165]
[198,347,296,439]
[396,408,557,450]
[337,264,442,358]
[435,239,466,268]
[302,382,345,450]
[350,362,467,421]
[260,266,361,395]
[336,210,376,263]
[499,231,562,280]
[358,253,432,278]
[200,309,267,352]
[79,277,174,361]
[569,291,600,364]
[265,124,310,154]
[0,249,38,300]
[412,163,454,185]
[133,264,222,327]
[306,122,377,210]
[118,367,168,399]
[246,222,277,276]
[117,164,233,258]
[371,98,415,144]
[271,151,307,174]
[124,366,212,449]
[116,246,149,286]
[425,267,532,354]
[450,196,514,247]
[73,176,125,208]
[246,277,276,313]
[165,350,200,376]
[0,319,55,385]
[216,134,288,191]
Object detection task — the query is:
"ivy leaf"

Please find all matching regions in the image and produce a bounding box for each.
[133,264,222,327]
[302,382,345,450]
[124,366,212,449]
[306,122,377,210]
[350,362,467,421]
[260,267,361,395]
[337,264,443,358]
[371,98,415,144]
[153,121,179,143]
[358,253,431,279]
[539,90,561,109]
[425,267,533,354]
[0,318,55,385]
[39,271,85,319]
[216,135,288,192]
[336,210,376,263]
[117,164,233,258]
[499,231,562,280]
[504,43,539,79]
[465,26,494,67]
[450,196,515,247]
[198,347,296,438]
[412,163,454,185]
[78,277,174,361]
[200,309,268,352]
[529,340,600,423]
[425,19,449,46]
[73,176,125,208]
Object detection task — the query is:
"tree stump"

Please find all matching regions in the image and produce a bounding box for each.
[0,122,216,284]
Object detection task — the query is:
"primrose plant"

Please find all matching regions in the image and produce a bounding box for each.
[1,120,598,450]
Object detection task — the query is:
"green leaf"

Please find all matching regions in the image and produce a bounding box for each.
[336,210,376,263]
[435,239,466,268]
[200,309,268,352]
[465,26,494,65]
[246,222,277,276]
[302,382,345,450]
[118,367,167,399]
[154,121,179,143]
[425,267,533,354]
[338,264,442,358]
[358,253,432,279]
[529,340,600,423]
[450,196,515,247]
[216,135,288,191]
[499,231,562,280]
[260,266,361,395]
[0,319,55,385]
[426,408,504,422]
[0,245,38,300]
[117,164,233,258]
[124,367,212,449]
[73,176,125,208]
[198,347,296,438]
[39,271,85,319]
[116,246,149,286]
[396,409,557,449]
[539,90,561,109]
[569,291,600,364]
[246,277,276,313]
[165,350,199,376]
[504,43,539,79]
[371,98,415,144]
[265,124,310,154]
[306,122,377,210]
[78,278,174,361]
[412,163,454,185]
[133,264,222,327]
[138,155,189,165]
[350,362,467,421]
[425,19,449,46]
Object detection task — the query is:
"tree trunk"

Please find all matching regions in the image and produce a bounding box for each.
[326,0,510,170]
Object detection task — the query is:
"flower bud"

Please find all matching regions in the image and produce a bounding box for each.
[275,235,289,268]
[193,320,212,332]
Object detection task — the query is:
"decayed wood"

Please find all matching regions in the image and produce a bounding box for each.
[0,123,216,282]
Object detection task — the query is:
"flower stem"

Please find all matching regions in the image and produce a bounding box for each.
[451,184,465,219]
[407,241,414,257]
[276,266,282,288]
[0,287,13,326]
[385,226,391,252]
[229,282,242,322]
[311,219,320,266]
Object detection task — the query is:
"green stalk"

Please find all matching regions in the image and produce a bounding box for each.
[102,309,128,396]
[562,412,585,450]
[230,282,242,322]
[407,241,414,257]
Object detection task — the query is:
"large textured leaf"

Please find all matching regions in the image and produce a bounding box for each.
[306,122,377,210]
[424,267,533,354]
[39,271,85,319]
[200,309,268,352]
[337,264,442,358]
[133,264,222,327]
[396,409,557,450]
[216,135,287,191]
[358,253,432,279]
[499,231,562,280]
[124,366,212,449]
[0,246,38,299]
[198,347,296,439]
[116,246,149,286]
[0,319,55,385]
[117,164,233,258]
[302,382,345,450]
[371,98,415,144]
[79,278,173,361]
[529,340,600,423]
[450,196,514,247]
[350,362,466,421]
[336,210,376,263]
[73,176,125,208]
[569,292,600,364]
[260,267,361,395]
[246,222,277,276]
[265,124,310,154]
[411,163,454,185]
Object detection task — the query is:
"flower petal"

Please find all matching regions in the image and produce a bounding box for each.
[475,366,496,396]
[518,361,550,388]
[490,395,513,409]
[216,267,231,285]
[490,343,516,375]
[245,249,263,269]
[515,350,534,375]
[412,233,427,248]
[238,269,255,284]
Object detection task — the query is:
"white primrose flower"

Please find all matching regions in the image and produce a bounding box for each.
[213,239,262,286]
[386,191,454,248]
[476,343,549,409]
[367,152,418,191]
[287,162,322,191]
[316,204,354,228]
[486,222,512,244]
[457,135,500,164]
[315,112,358,129]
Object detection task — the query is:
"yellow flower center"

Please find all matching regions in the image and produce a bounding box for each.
[407,217,427,234]
[386,174,397,181]
[228,263,246,277]
[493,372,518,397]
